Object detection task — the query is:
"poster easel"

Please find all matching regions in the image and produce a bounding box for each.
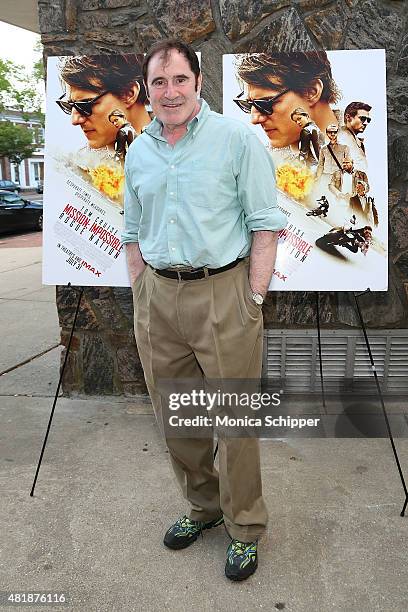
[30,284,84,497]
[315,289,407,517]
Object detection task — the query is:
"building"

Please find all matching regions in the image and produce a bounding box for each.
[0,108,44,190]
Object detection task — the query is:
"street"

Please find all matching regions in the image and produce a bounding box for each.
[0,228,61,394]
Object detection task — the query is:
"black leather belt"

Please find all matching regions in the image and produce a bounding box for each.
[153,258,243,281]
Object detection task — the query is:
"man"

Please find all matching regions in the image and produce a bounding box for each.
[338,101,372,172]
[306,195,329,217]
[315,124,350,182]
[56,54,150,153]
[315,223,373,256]
[108,109,137,162]
[234,51,340,165]
[329,158,369,201]
[349,180,378,228]
[122,39,287,582]
[290,108,324,167]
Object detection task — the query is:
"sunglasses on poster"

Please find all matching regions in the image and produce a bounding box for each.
[55,91,109,116]
[233,89,290,115]
[359,115,371,124]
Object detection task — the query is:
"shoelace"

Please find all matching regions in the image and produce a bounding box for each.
[230,541,246,556]
[177,516,205,539]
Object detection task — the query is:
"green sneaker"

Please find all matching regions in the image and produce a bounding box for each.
[163,515,224,550]
[225,539,258,581]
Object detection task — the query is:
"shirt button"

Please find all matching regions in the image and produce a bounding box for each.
[170,219,175,223]
[171,247,176,251]
[170,165,175,169]
[170,192,174,196]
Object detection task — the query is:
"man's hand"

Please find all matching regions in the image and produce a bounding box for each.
[125,242,146,287]
[249,230,279,297]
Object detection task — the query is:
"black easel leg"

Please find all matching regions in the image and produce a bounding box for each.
[214,441,218,460]
[315,291,326,411]
[30,287,84,497]
[353,292,408,517]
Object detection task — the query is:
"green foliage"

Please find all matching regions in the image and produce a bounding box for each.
[0,38,45,123]
[0,121,35,164]
[0,39,45,163]
[33,39,45,82]
[0,58,16,110]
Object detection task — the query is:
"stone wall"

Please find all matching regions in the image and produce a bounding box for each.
[38,0,408,395]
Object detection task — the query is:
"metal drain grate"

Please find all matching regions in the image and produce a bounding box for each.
[263,329,408,395]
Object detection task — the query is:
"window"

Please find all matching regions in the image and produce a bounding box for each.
[0,193,23,205]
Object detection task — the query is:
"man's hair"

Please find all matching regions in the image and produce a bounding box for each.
[142,38,200,87]
[108,109,126,122]
[326,123,338,132]
[344,101,372,118]
[236,51,341,104]
[290,107,309,120]
[59,54,148,104]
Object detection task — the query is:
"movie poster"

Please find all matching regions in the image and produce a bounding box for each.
[42,53,151,286]
[223,50,387,291]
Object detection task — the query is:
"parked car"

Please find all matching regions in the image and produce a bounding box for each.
[0,179,21,193]
[0,191,43,234]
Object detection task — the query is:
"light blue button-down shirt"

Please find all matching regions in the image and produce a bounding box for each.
[122,99,287,269]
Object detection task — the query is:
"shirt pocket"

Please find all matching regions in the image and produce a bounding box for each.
[178,159,233,209]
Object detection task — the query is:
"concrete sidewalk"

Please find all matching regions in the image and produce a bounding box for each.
[1,395,408,611]
[0,234,59,375]
[1,235,408,611]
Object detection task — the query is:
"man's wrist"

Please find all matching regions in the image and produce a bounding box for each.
[250,285,267,299]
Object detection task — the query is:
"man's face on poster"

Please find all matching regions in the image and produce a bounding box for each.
[326,129,338,143]
[346,109,371,134]
[244,80,311,148]
[342,160,353,173]
[67,85,128,149]
[356,182,367,196]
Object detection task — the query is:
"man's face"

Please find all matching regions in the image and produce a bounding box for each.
[356,182,366,196]
[244,80,312,148]
[326,130,338,143]
[67,85,127,149]
[342,160,353,173]
[346,109,371,134]
[146,49,201,129]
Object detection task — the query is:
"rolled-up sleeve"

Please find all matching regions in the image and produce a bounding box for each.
[237,132,287,233]
[121,163,141,244]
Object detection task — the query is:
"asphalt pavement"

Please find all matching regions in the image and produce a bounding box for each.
[0,231,407,611]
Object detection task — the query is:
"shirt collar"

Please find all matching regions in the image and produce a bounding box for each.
[144,98,209,139]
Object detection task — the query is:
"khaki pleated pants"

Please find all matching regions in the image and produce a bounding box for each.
[133,258,268,542]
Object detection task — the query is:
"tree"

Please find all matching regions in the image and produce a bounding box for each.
[0,121,35,165]
[0,41,45,122]
[0,40,44,168]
